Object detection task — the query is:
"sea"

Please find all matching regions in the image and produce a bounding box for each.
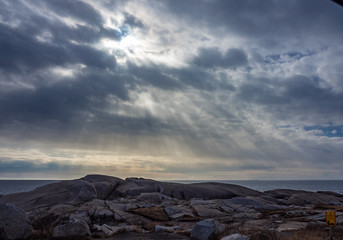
[0,179,343,196]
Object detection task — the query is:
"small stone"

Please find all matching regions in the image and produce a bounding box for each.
[276,221,308,232]
[155,225,181,233]
[221,233,250,240]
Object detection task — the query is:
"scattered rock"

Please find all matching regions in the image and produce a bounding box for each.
[155,225,181,233]
[221,233,250,240]
[276,221,308,232]
[0,203,33,240]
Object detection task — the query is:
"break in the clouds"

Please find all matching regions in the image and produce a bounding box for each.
[0,0,343,180]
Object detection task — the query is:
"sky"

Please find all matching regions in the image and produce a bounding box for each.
[0,0,343,180]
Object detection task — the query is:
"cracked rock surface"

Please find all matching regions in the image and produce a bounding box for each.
[0,174,343,240]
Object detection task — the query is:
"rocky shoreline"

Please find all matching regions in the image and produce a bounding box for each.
[0,174,342,240]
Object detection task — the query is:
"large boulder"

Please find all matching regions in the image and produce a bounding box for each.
[52,219,91,239]
[190,219,224,240]
[115,178,261,200]
[159,182,261,200]
[0,203,33,240]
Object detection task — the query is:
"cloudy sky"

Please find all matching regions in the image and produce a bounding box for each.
[0,0,343,180]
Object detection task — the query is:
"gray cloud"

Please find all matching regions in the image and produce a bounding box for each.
[0,158,80,173]
[193,47,248,69]
[236,75,343,121]
[165,0,343,48]
[44,0,103,26]
[0,0,342,179]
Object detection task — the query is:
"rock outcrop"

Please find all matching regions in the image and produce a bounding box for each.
[0,203,33,240]
[0,174,342,240]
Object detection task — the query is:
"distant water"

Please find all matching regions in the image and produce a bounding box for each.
[0,179,343,196]
[0,180,58,195]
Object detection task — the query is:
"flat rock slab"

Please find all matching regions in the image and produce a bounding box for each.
[130,206,169,221]
[165,205,195,220]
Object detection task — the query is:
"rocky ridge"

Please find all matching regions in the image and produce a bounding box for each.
[0,174,342,240]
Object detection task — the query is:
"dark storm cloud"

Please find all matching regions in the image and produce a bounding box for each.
[0,20,117,74]
[0,68,131,127]
[193,47,248,69]
[127,62,235,91]
[0,158,81,173]
[237,75,343,119]
[165,0,343,47]
[0,0,343,179]
[0,0,136,136]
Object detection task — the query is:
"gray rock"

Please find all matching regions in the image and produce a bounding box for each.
[105,201,126,211]
[224,197,262,206]
[276,221,308,232]
[0,203,33,240]
[115,178,161,196]
[52,219,91,239]
[83,175,123,199]
[223,197,285,211]
[336,214,343,224]
[264,189,310,199]
[89,205,114,220]
[285,192,343,206]
[155,225,181,233]
[136,192,164,203]
[193,204,227,218]
[93,224,118,237]
[0,180,96,211]
[232,212,262,221]
[221,233,250,240]
[161,182,261,200]
[69,210,90,224]
[0,175,123,211]
[165,205,195,220]
[190,219,223,240]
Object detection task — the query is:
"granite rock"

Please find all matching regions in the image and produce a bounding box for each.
[52,219,91,239]
[0,203,33,240]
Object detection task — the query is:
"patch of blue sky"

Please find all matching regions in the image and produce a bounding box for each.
[304,125,343,137]
[264,51,314,64]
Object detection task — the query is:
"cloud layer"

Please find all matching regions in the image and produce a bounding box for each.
[0,0,343,179]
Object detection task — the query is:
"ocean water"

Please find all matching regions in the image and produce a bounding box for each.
[0,180,58,195]
[0,179,342,196]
